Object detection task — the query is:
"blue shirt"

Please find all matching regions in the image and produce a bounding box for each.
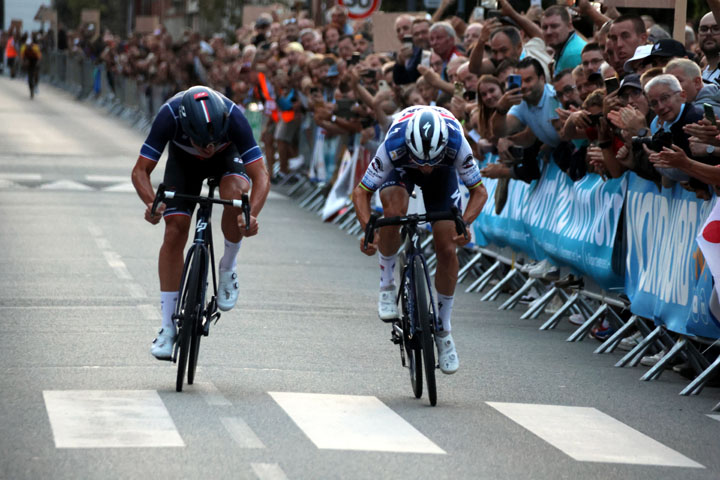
[554,32,586,72]
[139,90,263,163]
[508,84,561,147]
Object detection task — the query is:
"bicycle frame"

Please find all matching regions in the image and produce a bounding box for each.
[397,223,438,339]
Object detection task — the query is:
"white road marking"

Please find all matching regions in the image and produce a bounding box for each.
[103,182,137,193]
[85,175,129,183]
[487,402,704,468]
[39,180,94,191]
[194,382,232,406]
[102,250,133,280]
[270,392,445,454]
[708,414,720,422]
[0,179,26,189]
[43,390,184,448]
[89,225,147,298]
[251,463,288,480]
[220,417,266,449]
[0,173,41,181]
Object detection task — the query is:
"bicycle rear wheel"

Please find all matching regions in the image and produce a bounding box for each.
[176,250,203,392]
[413,256,437,406]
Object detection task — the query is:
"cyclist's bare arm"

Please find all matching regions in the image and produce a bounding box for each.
[244,160,270,218]
[131,156,165,224]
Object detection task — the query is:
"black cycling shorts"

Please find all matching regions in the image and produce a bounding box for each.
[162,143,250,217]
[379,166,461,214]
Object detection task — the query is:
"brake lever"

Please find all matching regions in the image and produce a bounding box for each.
[150,184,166,216]
[241,194,251,231]
[450,206,468,239]
[363,212,380,250]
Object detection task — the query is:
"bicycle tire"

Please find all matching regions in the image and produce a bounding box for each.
[187,250,207,385]
[401,277,422,398]
[413,256,437,406]
[176,250,202,392]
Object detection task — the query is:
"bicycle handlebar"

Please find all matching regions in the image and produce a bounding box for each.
[363,207,467,250]
[150,183,251,231]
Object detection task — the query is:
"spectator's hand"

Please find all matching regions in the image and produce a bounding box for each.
[616,144,634,168]
[497,137,514,162]
[646,144,691,170]
[555,105,579,123]
[586,146,605,172]
[683,119,720,144]
[597,116,612,143]
[360,126,376,144]
[450,96,467,121]
[144,202,165,225]
[417,64,442,87]
[497,88,523,113]
[607,106,646,134]
[565,109,591,131]
[498,0,517,16]
[602,90,624,116]
[479,19,501,44]
[689,137,711,157]
[480,162,511,178]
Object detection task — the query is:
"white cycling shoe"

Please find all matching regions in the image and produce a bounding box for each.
[217,269,239,311]
[378,287,399,321]
[151,327,176,360]
[435,333,459,374]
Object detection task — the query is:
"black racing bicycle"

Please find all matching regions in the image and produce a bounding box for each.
[151,178,250,392]
[364,208,466,406]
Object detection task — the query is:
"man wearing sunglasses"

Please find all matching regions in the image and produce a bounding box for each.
[352,106,488,374]
[131,85,270,360]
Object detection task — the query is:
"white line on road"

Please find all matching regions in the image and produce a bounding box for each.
[85,175,129,183]
[220,417,266,449]
[89,225,147,299]
[43,390,185,448]
[0,173,42,181]
[194,382,232,406]
[270,392,446,454]
[708,414,720,422]
[487,402,704,468]
[40,179,93,191]
[251,463,288,480]
[102,250,133,280]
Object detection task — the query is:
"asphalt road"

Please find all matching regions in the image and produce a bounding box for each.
[0,75,719,480]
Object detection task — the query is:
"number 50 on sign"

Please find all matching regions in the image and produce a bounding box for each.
[339,0,382,19]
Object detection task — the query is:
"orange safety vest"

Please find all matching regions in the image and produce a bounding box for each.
[257,72,279,123]
[5,38,17,59]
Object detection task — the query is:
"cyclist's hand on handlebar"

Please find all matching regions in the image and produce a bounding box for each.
[359,233,378,256]
[145,202,165,225]
[238,214,259,237]
[452,229,470,247]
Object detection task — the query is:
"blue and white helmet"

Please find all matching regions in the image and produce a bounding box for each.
[404,107,449,166]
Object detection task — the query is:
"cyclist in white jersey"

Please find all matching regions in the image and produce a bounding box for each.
[352,106,488,374]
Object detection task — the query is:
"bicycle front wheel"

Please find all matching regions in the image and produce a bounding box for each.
[187,251,207,385]
[413,255,437,406]
[176,250,204,392]
[401,282,422,398]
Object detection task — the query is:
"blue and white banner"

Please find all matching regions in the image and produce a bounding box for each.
[523,162,627,288]
[624,174,720,338]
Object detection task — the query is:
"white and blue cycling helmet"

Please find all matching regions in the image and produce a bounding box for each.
[404,107,449,166]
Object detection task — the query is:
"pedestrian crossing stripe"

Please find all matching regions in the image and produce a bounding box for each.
[487,402,704,468]
[39,180,94,191]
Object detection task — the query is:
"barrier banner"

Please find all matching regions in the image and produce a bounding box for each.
[624,174,720,338]
[474,173,538,256]
[523,162,626,288]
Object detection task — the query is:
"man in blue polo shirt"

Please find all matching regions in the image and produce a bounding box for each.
[542,5,586,73]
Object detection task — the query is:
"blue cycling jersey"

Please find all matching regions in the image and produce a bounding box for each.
[139,90,263,165]
[359,106,483,192]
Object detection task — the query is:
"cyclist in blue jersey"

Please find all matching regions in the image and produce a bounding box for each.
[131,86,270,360]
[352,106,488,374]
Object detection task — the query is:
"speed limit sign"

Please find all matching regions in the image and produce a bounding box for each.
[338,0,382,19]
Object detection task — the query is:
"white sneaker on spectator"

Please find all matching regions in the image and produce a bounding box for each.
[528,259,559,280]
[378,286,399,321]
[640,349,667,366]
[568,313,585,326]
[544,295,564,314]
[435,333,459,374]
[617,331,642,352]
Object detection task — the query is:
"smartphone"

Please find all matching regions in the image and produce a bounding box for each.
[454,81,465,97]
[588,113,602,126]
[471,6,484,20]
[463,90,477,102]
[402,35,413,50]
[704,103,717,125]
[507,74,521,91]
[378,80,391,93]
[486,9,502,19]
[604,77,620,95]
[348,52,361,66]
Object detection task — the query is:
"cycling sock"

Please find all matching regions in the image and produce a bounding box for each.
[160,291,179,331]
[437,293,454,332]
[219,238,242,271]
[379,253,397,289]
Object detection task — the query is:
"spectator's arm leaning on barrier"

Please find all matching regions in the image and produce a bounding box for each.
[647,144,720,187]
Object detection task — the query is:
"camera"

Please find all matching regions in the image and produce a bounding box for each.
[631,131,673,152]
[588,113,601,126]
[509,145,524,161]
